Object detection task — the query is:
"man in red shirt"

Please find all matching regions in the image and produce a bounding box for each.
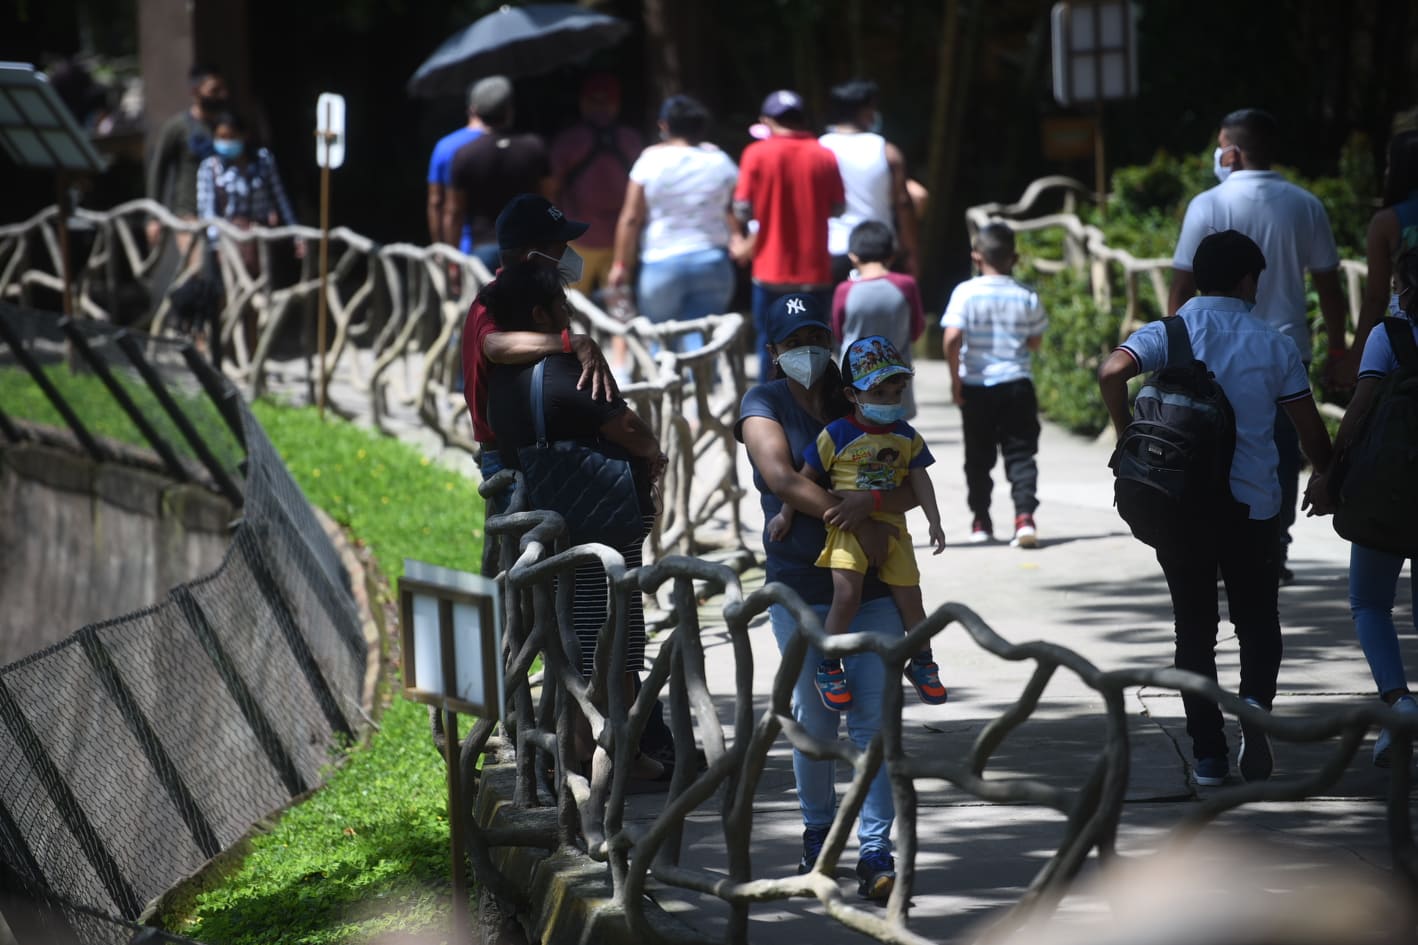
[460,194,617,516]
[732,90,845,383]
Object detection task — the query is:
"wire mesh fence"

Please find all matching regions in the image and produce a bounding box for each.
[0,301,367,944]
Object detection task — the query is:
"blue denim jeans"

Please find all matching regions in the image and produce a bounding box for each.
[751,284,832,384]
[637,248,735,353]
[769,596,899,857]
[1349,542,1415,697]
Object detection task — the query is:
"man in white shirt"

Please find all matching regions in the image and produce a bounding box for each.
[1168,108,1347,581]
[818,79,919,282]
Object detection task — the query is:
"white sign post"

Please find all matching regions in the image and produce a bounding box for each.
[397,559,503,945]
[314,93,346,418]
[1050,2,1138,217]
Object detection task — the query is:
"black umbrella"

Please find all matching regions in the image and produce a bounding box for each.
[407,3,631,98]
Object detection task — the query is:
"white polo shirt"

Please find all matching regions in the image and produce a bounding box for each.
[1172,170,1340,362]
[1118,297,1312,520]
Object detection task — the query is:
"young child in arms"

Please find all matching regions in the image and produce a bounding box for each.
[769,335,947,711]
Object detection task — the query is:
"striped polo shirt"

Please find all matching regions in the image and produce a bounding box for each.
[940,274,1048,386]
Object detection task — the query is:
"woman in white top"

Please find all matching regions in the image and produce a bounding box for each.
[609,95,738,352]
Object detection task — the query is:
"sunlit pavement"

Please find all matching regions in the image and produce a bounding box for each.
[634,357,1412,943]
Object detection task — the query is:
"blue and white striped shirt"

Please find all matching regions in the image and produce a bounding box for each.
[940,274,1048,386]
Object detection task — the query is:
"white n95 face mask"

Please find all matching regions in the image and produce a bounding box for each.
[1213,146,1236,183]
[775,346,832,388]
[530,246,585,285]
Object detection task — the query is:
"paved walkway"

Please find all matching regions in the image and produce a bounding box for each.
[631,357,1414,943]
[288,350,1413,942]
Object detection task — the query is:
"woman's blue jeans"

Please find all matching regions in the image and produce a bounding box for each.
[1349,542,1415,696]
[769,596,899,857]
[637,248,735,353]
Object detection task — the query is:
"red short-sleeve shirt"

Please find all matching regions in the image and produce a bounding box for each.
[460,298,499,444]
[734,133,844,286]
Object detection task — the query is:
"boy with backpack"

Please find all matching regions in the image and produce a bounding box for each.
[1098,230,1333,787]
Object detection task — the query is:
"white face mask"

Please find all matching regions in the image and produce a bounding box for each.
[530,246,585,285]
[1213,145,1238,183]
[775,345,833,388]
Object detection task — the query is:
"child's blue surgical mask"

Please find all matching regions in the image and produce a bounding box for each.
[858,401,907,425]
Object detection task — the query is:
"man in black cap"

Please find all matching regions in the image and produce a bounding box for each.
[1099,230,1332,788]
[460,194,616,517]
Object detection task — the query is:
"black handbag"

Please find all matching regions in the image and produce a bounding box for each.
[515,359,645,547]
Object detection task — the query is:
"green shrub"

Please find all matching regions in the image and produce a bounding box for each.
[1019,264,1121,436]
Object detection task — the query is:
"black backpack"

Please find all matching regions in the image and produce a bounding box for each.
[1332,317,1418,556]
[1112,316,1237,547]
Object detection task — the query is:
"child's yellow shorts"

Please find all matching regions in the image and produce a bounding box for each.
[814,513,919,586]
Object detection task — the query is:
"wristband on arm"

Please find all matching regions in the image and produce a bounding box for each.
[561,328,572,354]
[871,489,884,512]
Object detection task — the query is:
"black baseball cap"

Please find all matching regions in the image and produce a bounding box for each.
[495,194,588,251]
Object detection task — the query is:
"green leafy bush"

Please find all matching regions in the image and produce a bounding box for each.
[1019,263,1121,436]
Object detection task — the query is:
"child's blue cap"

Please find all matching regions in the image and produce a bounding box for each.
[843,335,912,390]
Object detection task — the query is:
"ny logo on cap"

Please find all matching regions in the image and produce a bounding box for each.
[547,206,564,221]
[786,297,805,314]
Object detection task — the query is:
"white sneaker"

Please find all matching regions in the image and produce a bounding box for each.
[1373,694,1418,768]
[1011,514,1037,549]
[969,517,992,544]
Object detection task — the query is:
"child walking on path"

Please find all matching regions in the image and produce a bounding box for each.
[942,223,1048,547]
[831,221,926,417]
[768,336,947,711]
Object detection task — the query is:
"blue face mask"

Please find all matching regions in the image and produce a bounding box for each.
[858,401,906,425]
[213,139,244,159]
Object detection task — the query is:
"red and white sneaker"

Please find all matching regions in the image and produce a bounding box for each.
[968,516,992,544]
[1011,513,1038,548]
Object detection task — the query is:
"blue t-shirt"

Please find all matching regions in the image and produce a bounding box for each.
[735,380,889,605]
[427,126,483,252]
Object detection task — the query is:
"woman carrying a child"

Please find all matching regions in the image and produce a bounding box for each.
[734,294,935,901]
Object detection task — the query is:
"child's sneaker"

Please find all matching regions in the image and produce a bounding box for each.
[969,516,992,543]
[1011,513,1038,548]
[815,659,852,712]
[904,655,948,704]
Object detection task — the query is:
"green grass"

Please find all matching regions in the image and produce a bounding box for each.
[163,697,458,945]
[250,401,484,583]
[0,362,244,475]
[6,355,492,943]
[158,401,486,945]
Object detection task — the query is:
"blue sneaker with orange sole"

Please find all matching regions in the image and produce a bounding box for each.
[856,849,896,900]
[815,659,853,712]
[905,654,948,704]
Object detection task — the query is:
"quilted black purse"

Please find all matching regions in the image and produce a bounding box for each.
[515,359,645,547]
